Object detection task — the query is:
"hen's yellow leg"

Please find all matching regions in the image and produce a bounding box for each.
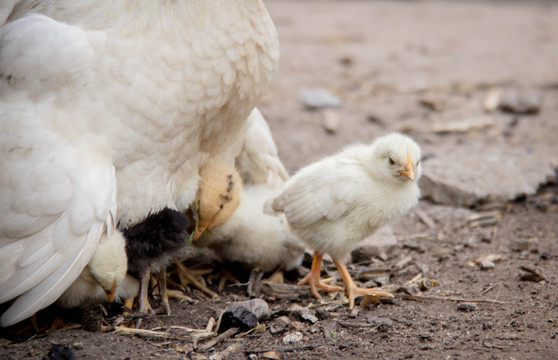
[298,251,342,300]
[332,258,393,309]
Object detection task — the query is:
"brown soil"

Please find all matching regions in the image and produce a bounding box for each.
[2,1,558,359]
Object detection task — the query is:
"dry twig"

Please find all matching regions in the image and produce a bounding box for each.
[197,327,238,352]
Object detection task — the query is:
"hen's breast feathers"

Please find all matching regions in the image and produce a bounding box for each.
[2,2,278,226]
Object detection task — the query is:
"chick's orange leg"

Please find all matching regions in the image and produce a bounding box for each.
[298,251,342,300]
[332,259,393,309]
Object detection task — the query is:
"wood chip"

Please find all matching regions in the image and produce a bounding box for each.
[466,211,501,228]
[209,342,244,360]
[430,116,495,134]
[262,350,284,360]
[519,265,546,282]
[198,327,238,352]
[415,208,436,229]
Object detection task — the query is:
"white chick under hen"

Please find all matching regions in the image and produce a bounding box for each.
[57,230,128,309]
[197,184,305,273]
[269,133,421,308]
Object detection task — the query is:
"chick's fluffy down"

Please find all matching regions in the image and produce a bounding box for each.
[197,184,305,273]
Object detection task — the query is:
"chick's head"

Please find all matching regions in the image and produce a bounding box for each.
[372,133,422,184]
[89,230,128,301]
[194,159,242,240]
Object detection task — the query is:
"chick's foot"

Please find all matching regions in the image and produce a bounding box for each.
[175,262,219,299]
[332,259,393,309]
[299,251,343,301]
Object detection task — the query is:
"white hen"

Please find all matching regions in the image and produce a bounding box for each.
[197,184,305,273]
[0,0,278,327]
[269,133,422,308]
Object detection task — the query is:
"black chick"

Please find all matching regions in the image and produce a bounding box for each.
[123,207,192,320]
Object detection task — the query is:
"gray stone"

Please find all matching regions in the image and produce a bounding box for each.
[351,225,397,262]
[457,303,478,312]
[282,331,304,344]
[290,304,318,324]
[499,88,542,114]
[321,109,340,133]
[480,260,496,270]
[420,140,557,207]
[218,299,270,332]
[510,237,539,252]
[299,88,342,109]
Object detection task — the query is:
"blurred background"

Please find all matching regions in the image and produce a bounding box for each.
[260,0,558,207]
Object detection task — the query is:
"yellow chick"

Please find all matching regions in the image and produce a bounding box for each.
[193,159,243,240]
[268,133,422,308]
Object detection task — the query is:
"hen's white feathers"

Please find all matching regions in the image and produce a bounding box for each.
[0,0,278,326]
[235,109,289,188]
[0,121,117,326]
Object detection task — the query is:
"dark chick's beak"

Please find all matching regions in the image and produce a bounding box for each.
[397,155,415,181]
[105,281,117,302]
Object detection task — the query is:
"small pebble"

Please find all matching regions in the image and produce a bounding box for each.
[321,109,340,133]
[282,331,304,344]
[45,344,77,360]
[499,88,542,114]
[218,299,270,332]
[510,238,539,252]
[299,88,342,109]
[480,260,495,270]
[457,303,478,312]
[290,304,318,324]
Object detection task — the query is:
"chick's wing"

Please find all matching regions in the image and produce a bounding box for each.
[272,160,361,229]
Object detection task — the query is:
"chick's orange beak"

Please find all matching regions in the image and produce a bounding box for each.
[105,281,116,302]
[397,155,415,181]
[193,220,210,241]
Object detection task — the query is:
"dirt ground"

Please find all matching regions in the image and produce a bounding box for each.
[2,1,558,359]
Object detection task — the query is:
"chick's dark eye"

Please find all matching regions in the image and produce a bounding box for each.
[389,157,395,165]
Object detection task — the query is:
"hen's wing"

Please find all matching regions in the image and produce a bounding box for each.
[270,160,362,230]
[0,119,117,326]
[236,108,288,188]
[0,13,116,327]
